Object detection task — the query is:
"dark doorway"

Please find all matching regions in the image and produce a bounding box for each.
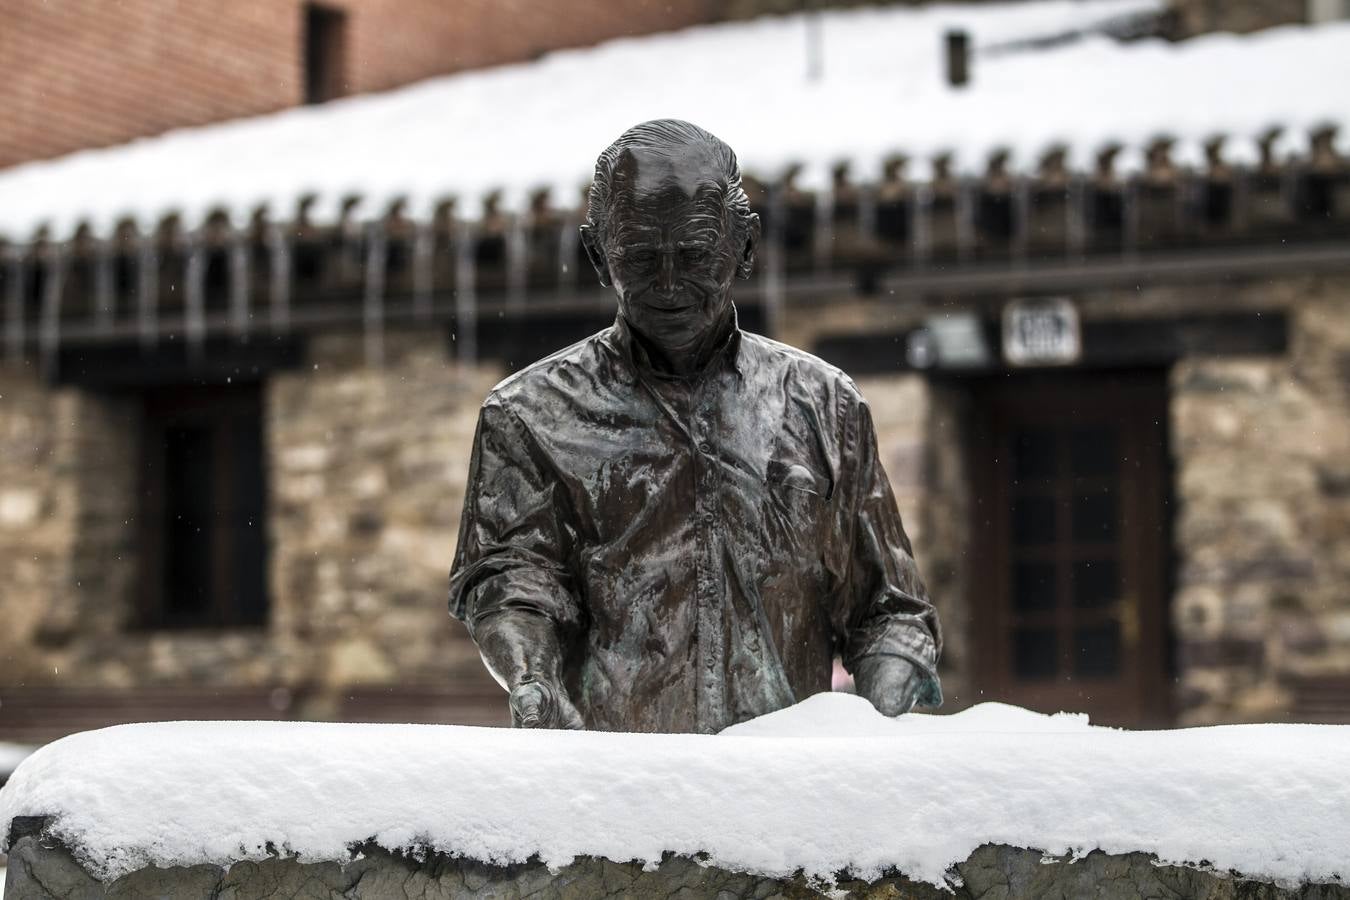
[138,382,269,629]
[969,370,1172,726]
[304,3,348,105]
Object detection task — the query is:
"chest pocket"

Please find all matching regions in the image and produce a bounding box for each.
[765,459,832,499]
[758,456,834,589]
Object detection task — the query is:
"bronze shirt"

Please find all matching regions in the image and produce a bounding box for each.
[449,313,942,733]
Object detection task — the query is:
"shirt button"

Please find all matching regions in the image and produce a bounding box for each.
[702,511,715,526]
[698,441,712,454]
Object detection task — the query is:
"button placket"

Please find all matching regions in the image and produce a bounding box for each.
[692,382,726,729]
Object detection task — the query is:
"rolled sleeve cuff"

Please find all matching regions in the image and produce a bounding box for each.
[847,622,943,708]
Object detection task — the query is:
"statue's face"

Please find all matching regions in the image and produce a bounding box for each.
[584,147,756,358]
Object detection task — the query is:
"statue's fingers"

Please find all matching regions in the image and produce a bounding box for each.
[560,702,586,730]
[510,683,546,728]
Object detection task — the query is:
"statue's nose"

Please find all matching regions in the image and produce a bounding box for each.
[655,251,677,297]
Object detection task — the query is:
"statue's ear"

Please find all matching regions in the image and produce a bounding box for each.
[579,224,612,287]
[736,213,761,280]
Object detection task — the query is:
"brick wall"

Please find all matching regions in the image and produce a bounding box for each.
[0,0,715,170]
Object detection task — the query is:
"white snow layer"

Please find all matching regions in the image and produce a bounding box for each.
[2,693,1349,888]
[3,1,1349,240]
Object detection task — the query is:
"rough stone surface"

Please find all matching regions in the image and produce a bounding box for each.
[0,330,506,721]
[6,826,1350,900]
[1170,282,1350,724]
[3,274,1349,731]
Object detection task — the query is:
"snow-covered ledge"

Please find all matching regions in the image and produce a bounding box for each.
[3,695,1349,899]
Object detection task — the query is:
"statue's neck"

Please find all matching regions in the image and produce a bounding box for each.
[627,305,736,379]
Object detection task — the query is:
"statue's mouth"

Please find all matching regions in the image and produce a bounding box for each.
[643,300,696,315]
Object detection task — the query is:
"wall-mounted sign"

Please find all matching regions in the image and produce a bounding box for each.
[1003,298,1081,366]
[918,313,992,369]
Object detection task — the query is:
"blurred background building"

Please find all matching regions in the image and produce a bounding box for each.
[0,0,1348,759]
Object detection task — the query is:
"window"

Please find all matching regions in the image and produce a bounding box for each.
[138,383,269,629]
[304,3,347,105]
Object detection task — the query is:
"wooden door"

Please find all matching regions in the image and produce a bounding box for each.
[971,371,1172,727]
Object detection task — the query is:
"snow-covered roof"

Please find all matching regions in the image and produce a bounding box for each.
[1,0,1348,241]
[3,694,1350,888]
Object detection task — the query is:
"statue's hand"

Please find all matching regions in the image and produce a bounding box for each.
[853,655,924,717]
[509,679,585,730]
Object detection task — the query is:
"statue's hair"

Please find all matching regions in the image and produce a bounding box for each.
[586,119,753,240]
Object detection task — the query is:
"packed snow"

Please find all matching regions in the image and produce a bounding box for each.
[3,1,1349,240]
[2,693,1349,889]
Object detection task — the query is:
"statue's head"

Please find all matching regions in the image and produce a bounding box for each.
[581,120,760,362]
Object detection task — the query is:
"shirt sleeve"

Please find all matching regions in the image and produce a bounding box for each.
[838,395,944,707]
[448,398,583,641]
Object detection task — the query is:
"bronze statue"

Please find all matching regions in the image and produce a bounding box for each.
[449,120,941,733]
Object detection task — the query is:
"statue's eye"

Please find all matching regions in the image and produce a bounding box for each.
[627,250,657,268]
[681,248,709,264]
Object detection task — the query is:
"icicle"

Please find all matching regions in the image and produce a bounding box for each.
[137,232,159,349]
[94,237,114,333]
[1012,177,1031,259]
[412,220,434,321]
[363,221,387,367]
[813,182,834,272]
[858,183,877,239]
[454,220,478,367]
[506,214,528,312]
[5,248,25,366]
[229,228,250,337]
[267,222,291,335]
[955,180,975,262]
[1122,180,1140,256]
[184,234,206,359]
[763,187,787,341]
[557,217,579,298]
[1066,176,1087,256]
[39,244,66,378]
[1232,168,1251,233]
[911,183,932,264]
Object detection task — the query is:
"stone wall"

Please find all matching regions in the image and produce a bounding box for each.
[1170,281,1350,724]
[0,365,78,684]
[0,368,139,686]
[855,374,974,707]
[266,330,502,714]
[7,822,1347,900]
[0,330,505,716]
[3,272,1349,729]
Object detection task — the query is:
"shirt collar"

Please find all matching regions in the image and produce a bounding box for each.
[605,305,745,384]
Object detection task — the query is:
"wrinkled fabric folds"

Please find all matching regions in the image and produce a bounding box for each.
[449,312,941,733]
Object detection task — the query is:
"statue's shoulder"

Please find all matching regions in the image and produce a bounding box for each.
[481,328,615,415]
[738,331,864,404]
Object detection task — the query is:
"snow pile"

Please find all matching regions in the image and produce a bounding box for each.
[2,0,1347,240]
[2,693,1349,888]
